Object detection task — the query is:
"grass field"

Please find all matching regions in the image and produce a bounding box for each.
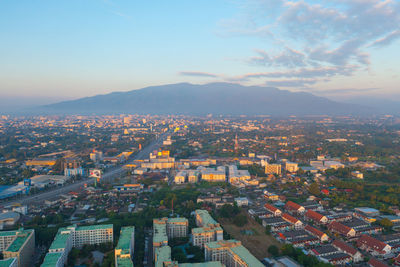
[218,211,282,260]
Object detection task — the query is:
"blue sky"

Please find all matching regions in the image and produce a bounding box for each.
[0,0,399,104]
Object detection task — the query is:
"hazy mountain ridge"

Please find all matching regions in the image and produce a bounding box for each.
[39,82,373,115]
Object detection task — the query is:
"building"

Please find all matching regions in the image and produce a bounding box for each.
[0,228,35,267]
[285,162,298,173]
[25,158,56,167]
[304,225,329,242]
[192,210,223,248]
[187,170,200,183]
[284,201,305,215]
[351,171,364,179]
[357,234,391,256]
[328,221,356,238]
[332,239,363,262]
[0,258,17,267]
[141,151,175,169]
[228,165,250,185]
[264,204,282,217]
[200,167,226,182]
[281,213,303,229]
[234,197,249,207]
[64,167,84,177]
[167,218,188,238]
[42,224,113,267]
[90,151,103,162]
[355,207,380,217]
[265,163,281,175]
[153,218,168,258]
[73,224,113,247]
[204,240,264,267]
[174,171,187,184]
[305,209,328,224]
[0,212,20,230]
[115,226,135,267]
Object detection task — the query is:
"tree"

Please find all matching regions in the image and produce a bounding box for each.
[268,245,280,257]
[309,182,320,196]
[233,214,247,227]
[265,225,272,235]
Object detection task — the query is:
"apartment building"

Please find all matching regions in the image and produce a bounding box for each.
[192,210,223,248]
[204,240,264,267]
[153,218,168,258]
[0,229,35,267]
[265,163,282,175]
[41,224,113,267]
[167,218,188,238]
[285,162,299,173]
[115,226,135,267]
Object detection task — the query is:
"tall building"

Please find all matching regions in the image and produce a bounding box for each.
[204,240,264,267]
[192,210,223,248]
[265,163,282,175]
[167,218,188,238]
[115,226,135,267]
[0,228,35,267]
[41,224,113,267]
[153,218,168,259]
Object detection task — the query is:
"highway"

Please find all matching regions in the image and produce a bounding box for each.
[1,131,170,207]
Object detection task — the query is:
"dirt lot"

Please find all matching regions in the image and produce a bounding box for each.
[218,211,282,260]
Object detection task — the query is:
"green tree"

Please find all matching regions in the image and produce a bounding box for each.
[268,245,280,257]
[233,214,247,227]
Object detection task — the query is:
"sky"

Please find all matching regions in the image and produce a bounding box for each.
[0,0,400,106]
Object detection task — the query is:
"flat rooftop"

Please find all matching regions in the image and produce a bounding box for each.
[40,252,63,267]
[116,226,135,251]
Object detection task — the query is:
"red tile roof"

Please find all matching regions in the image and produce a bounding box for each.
[285,201,303,211]
[357,235,389,254]
[305,209,325,222]
[305,225,326,239]
[332,239,358,256]
[282,213,301,224]
[264,203,280,213]
[328,221,353,235]
[368,257,390,267]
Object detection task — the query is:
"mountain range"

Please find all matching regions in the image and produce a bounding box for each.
[37,82,375,116]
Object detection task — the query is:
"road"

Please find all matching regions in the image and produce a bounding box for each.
[1,131,170,207]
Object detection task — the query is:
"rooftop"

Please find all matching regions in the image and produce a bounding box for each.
[0,258,17,267]
[49,228,72,250]
[40,252,63,267]
[195,209,218,226]
[5,229,33,252]
[116,226,135,251]
[116,256,134,267]
[76,224,113,231]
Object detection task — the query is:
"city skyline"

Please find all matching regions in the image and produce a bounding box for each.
[1,0,400,104]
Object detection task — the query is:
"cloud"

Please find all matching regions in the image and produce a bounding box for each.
[369,30,400,47]
[265,78,320,87]
[231,65,357,82]
[220,0,400,88]
[179,71,219,78]
[311,87,379,95]
[249,47,307,68]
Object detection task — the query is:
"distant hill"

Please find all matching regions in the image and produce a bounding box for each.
[38,82,371,115]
